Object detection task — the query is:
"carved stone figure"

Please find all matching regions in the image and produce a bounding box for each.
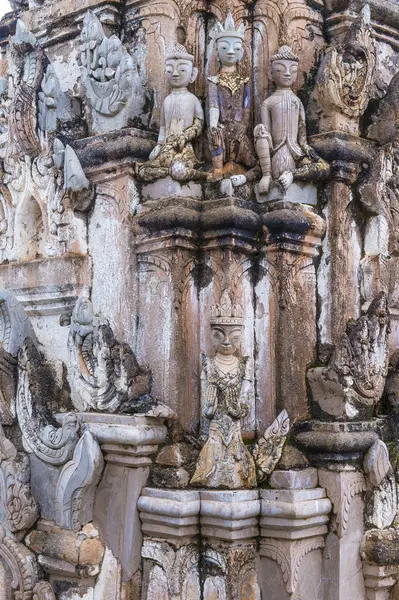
[137,44,205,183]
[251,410,290,484]
[80,10,146,132]
[308,292,390,421]
[190,291,256,489]
[67,296,153,412]
[254,45,328,197]
[38,65,60,134]
[207,11,256,187]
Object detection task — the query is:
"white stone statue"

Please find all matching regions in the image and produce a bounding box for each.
[137,44,205,182]
[254,45,327,197]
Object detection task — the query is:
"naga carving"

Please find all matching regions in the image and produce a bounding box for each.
[363,439,397,530]
[67,296,152,412]
[9,20,43,157]
[308,292,390,421]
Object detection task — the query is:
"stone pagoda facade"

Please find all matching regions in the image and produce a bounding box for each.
[0,0,398,598]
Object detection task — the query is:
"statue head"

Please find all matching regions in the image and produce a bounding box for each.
[210,290,244,356]
[269,46,299,89]
[165,44,198,88]
[214,11,245,67]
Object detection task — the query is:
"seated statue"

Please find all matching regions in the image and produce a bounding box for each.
[137,44,205,183]
[254,45,328,196]
[207,11,257,187]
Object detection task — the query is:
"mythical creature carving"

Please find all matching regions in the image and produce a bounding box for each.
[308,292,390,421]
[9,20,43,158]
[314,5,375,131]
[80,11,146,130]
[136,44,205,183]
[67,296,152,413]
[55,431,103,532]
[191,291,289,489]
[17,336,78,465]
[254,45,328,198]
[206,11,257,187]
[363,439,397,530]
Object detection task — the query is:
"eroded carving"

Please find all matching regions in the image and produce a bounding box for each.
[314,5,376,132]
[55,430,104,532]
[252,410,289,484]
[38,65,60,134]
[363,439,397,530]
[68,296,152,412]
[80,10,146,130]
[308,292,390,421]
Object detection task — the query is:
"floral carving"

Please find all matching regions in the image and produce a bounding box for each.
[252,410,289,484]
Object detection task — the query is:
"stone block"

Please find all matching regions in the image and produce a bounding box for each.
[269,468,318,489]
[200,490,260,542]
[138,487,200,542]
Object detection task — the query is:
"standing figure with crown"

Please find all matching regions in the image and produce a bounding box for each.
[190,290,257,489]
[254,45,328,196]
[137,44,205,182]
[207,11,257,187]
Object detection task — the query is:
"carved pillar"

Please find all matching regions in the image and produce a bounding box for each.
[262,203,325,419]
[199,490,261,599]
[362,564,399,600]
[70,413,167,581]
[259,468,331,600]
[138,487,201,599]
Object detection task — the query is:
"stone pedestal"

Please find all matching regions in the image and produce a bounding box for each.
[71,413,167,581]
[363,564,399,600]
[138,487,201,599]
[259,468,331,600]
[200,490,261,599]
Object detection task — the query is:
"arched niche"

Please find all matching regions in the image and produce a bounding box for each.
[14,196,47,261]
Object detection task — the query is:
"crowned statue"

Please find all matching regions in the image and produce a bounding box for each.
[207,11,257,187]
[191,290,257,489]
[254,45,328,196]
[137,44,205,183]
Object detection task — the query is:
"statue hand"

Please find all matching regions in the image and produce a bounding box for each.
[231,174,247,187]
[304,145,320,162]
[149,144,162,161]
[254,123,268,139]
[258,175,271,195]
[278,170,294,191]
[176,134,186,152]
[204,402,216,418]
[210,126,223,147]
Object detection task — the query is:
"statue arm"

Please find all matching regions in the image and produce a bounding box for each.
[183,115,203,143]
[208,80,220,129]
[241,82,251,126]
[157,105,166,145]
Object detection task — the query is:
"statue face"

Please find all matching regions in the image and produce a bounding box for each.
[270,59,298,88]
[165,58,194,88]
[217,36,244,66]
[211,324,243,356]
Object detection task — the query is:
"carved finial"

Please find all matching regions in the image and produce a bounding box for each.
[64,145,90,192]
[12,19,37,47]
[210,290,244,326]
[165,44,194,63]
[271,45,299,63]
[214,10,245,42]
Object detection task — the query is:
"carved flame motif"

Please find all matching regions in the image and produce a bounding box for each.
[80,11,138,117]
[315,5,375,118]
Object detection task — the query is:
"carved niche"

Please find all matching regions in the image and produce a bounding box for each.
[80,10,147,133]
[67,296,152,413]
[313,5,376,134]
[308,292,390,421]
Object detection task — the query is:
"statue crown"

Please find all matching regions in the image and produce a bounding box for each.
[215,10,245,42]
[210,290,244,326]
[165,44,194,63]
[271,45,299,63]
